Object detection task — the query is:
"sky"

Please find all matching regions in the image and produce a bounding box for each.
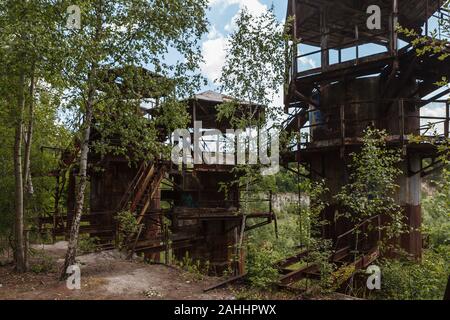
[201,0,287,87]
[200,0,447,132]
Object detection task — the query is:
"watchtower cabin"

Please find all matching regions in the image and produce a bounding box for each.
[39,67,274,275]
[284,0,450,260]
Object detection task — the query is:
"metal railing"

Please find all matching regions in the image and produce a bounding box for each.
[291,98,450,148]
[334,214,382,254]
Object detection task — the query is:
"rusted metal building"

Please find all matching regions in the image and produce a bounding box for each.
[38,1,450,286]
[283,0,450,261]
[41,81,274,275]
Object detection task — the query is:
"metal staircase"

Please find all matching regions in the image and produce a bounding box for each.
[115,161,170,257]
[276,215,382,290]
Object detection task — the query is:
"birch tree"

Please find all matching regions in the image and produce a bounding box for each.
[0,0,66,272]
[59,0,208,279]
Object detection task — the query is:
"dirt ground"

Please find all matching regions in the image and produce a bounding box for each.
[0,242,234,300]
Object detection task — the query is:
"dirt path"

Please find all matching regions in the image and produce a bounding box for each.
[0,242,233,300]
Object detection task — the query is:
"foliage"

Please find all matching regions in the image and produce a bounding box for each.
[298,178,329,243]
[213,7,290,222]
[0,77,71,239]
[246,238,285,289]
[175,252,210,281]
[397,1,449,87]
[217,7,286,128]
[115,210,142,249]
[60,0,209,165]
[0,0,69,271]
[328,264,356,293]
[335,128,406,245]
[372,247,450,300]
[245,173,332,290]
[257,167,298,193]
[29,252,55,274]
[423,141,450,248]
[245,200,305,288]
[92,98,190,165]
[304,239,336,292]
[77,234,100,254]
[423,191,450,248]
[397,0,449,61]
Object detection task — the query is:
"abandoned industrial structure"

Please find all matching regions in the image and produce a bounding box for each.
[38,0,450,289]
[278,0,450,286]
[40,84,275,275]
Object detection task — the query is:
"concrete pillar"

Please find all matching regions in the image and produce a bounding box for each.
[397,153,423,259]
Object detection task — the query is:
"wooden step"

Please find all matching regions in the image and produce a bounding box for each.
[279,264,319,286]
[275,250,310,269]
[332,246,352,263]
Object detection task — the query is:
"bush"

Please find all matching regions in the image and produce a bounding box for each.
[115,210,142,249]
[246,240,281,288]
[305,239,337,293]
[422,169,450,248]
[30,253,55,274]
[175,252,210,280]
[77,234,99,254]
[245,207,302,289]
[373,247,450,300]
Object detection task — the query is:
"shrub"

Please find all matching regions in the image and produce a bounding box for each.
[373,247,450,300]
[115,210,142,249]
[175,252,210,280]
[246,240,281,288]
[30,253,55,274]
[77,234,99,254]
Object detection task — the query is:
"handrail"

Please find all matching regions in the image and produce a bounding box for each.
[296,31,388,60]
[288,99,449,142]
[336,215,381,242]
[334,214,381,252]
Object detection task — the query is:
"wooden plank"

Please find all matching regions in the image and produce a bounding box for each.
[130,164,155,212]
[136,169,166,225]
[332,246,351,263]
[352,247,380,270]
[203,273,248,293]
[118,163,147,211]
[279,264,319,285]
[275,250,310,269]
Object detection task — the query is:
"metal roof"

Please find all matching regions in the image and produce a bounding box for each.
[193,90,236,103]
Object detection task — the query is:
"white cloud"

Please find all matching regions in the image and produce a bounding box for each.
[207,25,221,40]
[269,85,285,109]
[209,0,267,16]
[210,0,268,33]
[202,0,270,84]
[299,57,317,69]
[201,31,227,83]
[421,102,447,135]
[202,0,274,85]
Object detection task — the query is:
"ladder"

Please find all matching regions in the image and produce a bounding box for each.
[116,162,168,256]
[117,162,167,216]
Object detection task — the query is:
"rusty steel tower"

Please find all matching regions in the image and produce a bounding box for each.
[284,0,450,259]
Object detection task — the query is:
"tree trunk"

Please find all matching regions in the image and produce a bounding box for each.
[60,85,95,280]
[24,65,36,195]
[14,70,26,273]
[60,3,103,280]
